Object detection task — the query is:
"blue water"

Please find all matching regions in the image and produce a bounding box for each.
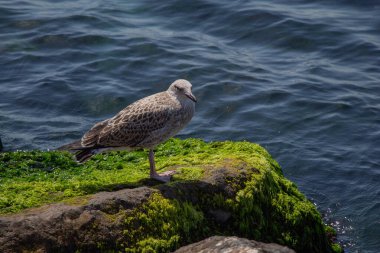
[0,0,379,251]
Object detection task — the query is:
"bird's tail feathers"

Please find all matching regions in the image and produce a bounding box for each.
[75,148,96,163]
[57,140,98,163]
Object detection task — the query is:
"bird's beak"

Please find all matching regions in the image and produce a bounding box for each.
[185,92,197,103]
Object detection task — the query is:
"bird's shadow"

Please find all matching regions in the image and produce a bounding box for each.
[98,165,248,205]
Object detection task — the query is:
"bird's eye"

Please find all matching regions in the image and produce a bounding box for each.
[175,85,182,91]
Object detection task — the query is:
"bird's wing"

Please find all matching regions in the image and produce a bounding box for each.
[57,139,82,150]
[92,93,175,147]
[81,119,110,147]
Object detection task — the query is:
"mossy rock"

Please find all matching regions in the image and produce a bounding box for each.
[0,138,341,253]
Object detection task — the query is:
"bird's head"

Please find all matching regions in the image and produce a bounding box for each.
[168,79,197,103]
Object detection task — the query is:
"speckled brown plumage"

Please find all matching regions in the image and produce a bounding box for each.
[81,87,194,149]
[60,79,196,182]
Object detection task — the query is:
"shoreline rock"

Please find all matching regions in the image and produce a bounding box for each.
[174,236,296,253]
[0,187,155,253]
[0,138,341,253]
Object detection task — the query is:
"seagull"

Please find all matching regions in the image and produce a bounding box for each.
[59,79,196,182]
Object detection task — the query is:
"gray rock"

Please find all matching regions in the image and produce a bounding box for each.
[174,236,296,253]
[0,187,156,253]
[0,164,251,253]
[0,163,323,253]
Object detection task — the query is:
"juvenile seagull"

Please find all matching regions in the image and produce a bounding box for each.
[60,79,196,182]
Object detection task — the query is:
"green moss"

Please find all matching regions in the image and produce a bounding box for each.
[122,193,205,253]
[0,138,339,252]
[231,168,330,252]
[0,150,148,214]
[331,243,344,253]
[0,138,276,214]
[325,226,343,253]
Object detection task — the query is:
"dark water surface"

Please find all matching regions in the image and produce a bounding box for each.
[1,0,379,251]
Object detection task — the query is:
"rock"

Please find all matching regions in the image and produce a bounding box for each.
[0,139,340,253]
[0,187,156,253]
[174,236,296,253]
[209,209,231,223]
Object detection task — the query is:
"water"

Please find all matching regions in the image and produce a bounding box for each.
[1,0,379,251]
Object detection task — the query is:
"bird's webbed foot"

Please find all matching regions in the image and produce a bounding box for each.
[150,170,177,183]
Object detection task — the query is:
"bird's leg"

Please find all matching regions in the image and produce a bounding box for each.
[149,149,159,178]
[148,149,176,182]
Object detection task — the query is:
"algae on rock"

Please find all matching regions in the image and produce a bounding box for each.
[0,138,341,253]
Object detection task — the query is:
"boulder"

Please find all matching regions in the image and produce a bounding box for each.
[0,138,341,253]
[0,187,155,253]
[174,236,296,253]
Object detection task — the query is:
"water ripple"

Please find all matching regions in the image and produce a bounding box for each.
[1,1,379,252]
